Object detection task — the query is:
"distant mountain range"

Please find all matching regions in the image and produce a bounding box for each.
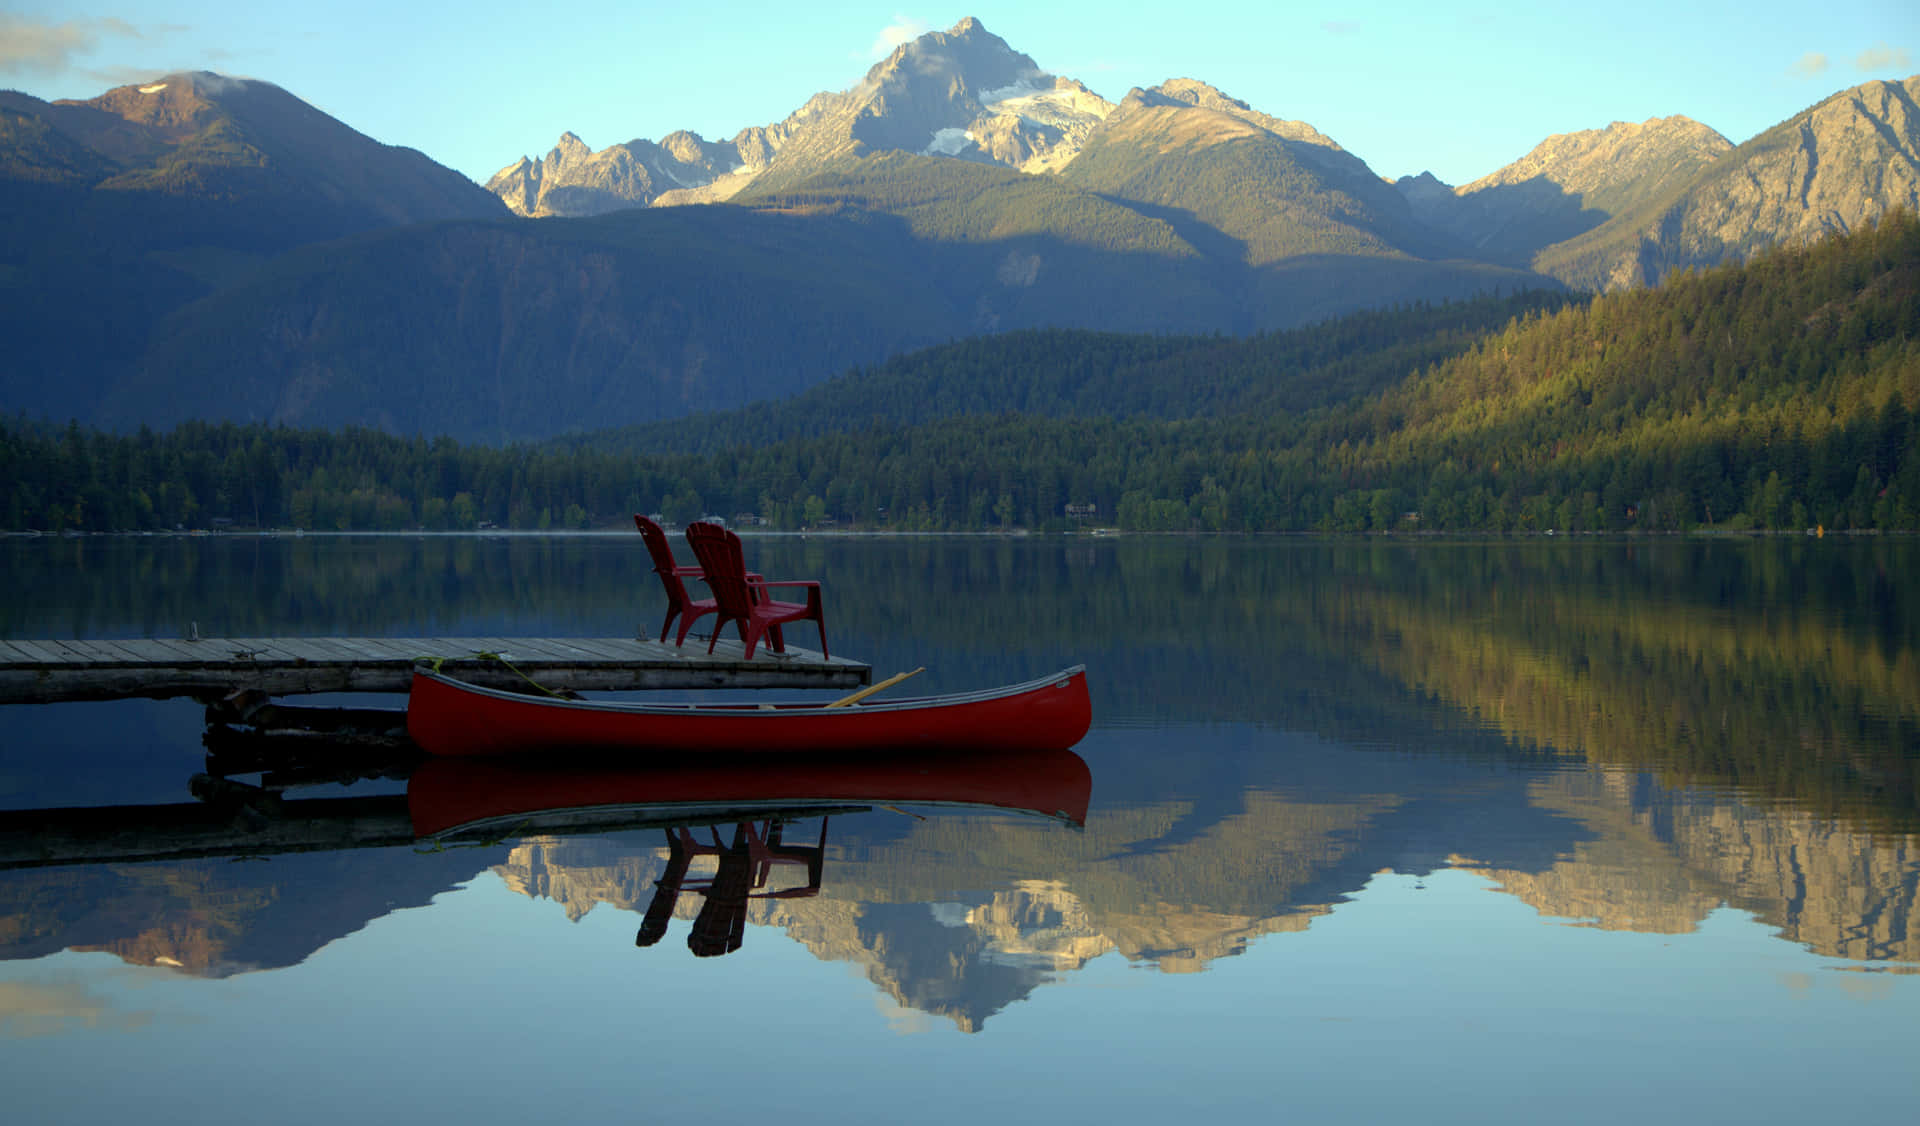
[1,17,1915,440]
[487,17,1920,290]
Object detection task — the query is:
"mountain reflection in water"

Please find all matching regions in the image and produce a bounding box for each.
[1,535,1916,1069]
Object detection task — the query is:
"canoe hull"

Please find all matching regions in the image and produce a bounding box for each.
[405,665,1091,757]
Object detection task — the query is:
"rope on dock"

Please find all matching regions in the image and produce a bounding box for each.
[416,651,580,700]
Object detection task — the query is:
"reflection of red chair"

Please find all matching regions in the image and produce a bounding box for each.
[685,521,829,660]
[635,819,829,957]
[634,514,714,645]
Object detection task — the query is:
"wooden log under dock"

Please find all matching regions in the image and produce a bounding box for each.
[0,636,871,704]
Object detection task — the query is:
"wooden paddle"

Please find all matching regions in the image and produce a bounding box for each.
[826,667,924,708]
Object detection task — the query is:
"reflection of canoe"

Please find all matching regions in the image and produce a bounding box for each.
[405,665,1092,757]
[406,746,1094,840]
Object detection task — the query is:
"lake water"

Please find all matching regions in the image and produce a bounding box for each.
[2,533,1916,1124]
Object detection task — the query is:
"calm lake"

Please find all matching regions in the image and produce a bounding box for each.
[2,533,1916,1124]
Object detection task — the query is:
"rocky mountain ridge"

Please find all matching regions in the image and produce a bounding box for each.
[488,18,1920,294]
[486,129,741,217]
[5,22,1918,439]
[8,70,505,227]
[487,16,1080,215]
[1536,75,1920,289]
[483,19,1384,221]
[1397,115,1734,266]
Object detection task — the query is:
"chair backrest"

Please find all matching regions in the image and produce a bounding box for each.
[633,514,683,576]
[685,522,755,618]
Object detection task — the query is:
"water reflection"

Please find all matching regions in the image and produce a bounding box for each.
[6,727,1913,1034]
[0,535,1916,1044]
[634,820,829,957]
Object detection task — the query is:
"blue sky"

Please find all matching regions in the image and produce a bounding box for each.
[2,2,1913,186]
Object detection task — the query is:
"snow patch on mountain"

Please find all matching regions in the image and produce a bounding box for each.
[980,79,1045,106]
[926,128,977,156]
[980,81,1114,132]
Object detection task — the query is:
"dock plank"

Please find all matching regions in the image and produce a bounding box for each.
[0,632,869,704]
[465,637,529,658]
[88,640,167,665]
[485,638,572,661]
[430,638,496,659]
[576,639,654,661]
[328,638,422,662]
[516,640,614,665]
[296,637,377,662]
[539,637,631,662]
[123,639,207,662]
[339,638,422,661]
[132,638,217,662]
[263,638,345,663]
[3,640,73,664]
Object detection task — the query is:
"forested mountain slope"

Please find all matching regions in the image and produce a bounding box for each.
[0,72,506,423]
[6,215,1913,535]
[101,153,1547,441]
[572,291,1570,457]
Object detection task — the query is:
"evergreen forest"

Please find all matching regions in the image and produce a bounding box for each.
[5,211,1917,535]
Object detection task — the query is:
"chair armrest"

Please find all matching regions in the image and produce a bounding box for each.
[747,579,823,611]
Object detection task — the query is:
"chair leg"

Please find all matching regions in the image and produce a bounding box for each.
[635,831,690,947]
[706,615,748,654]
[675,606,709,647]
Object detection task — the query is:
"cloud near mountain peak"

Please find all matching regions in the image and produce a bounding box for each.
[867,15,933,59]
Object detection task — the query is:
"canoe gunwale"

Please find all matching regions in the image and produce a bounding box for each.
[408,664,1087,719]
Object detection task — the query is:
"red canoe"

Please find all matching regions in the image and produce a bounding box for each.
[405,665,1092,757]
[406,746,1094,840]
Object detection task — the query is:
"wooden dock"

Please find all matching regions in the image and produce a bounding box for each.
[0,636,870,705]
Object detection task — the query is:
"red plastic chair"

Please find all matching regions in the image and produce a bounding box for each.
[684,521,829,660]
[634,514,713,645]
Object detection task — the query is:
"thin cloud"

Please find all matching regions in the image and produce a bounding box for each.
[867,15,931,59]
[1322,21,1362,35]
[1790,51,1830,78]
[1855,43,1913,71]
[0,16,143,77]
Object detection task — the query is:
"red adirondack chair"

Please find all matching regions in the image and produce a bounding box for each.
[634,514,714,645]
[684,521,829,660]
